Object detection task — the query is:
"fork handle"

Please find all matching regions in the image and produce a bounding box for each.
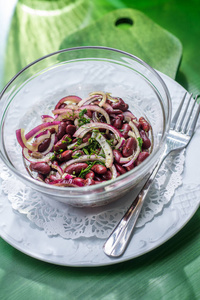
[103,148,169,258]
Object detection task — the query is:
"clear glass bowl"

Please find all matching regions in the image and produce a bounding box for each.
[0,46,171,207]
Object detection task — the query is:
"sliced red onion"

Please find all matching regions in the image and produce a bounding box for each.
[78,95,102,107]
[55,95,82,109]
[107,94,120,103]
[48,178,84,187]
[19,129,38,152]
[51,162,64,175]
[94,132,113,168]
[129,121,140,138]
[120,131,140,166]
[22,148,52,163]
[33,131,51,146]
[40,133,56,155]
[115,137,125,150]
[41,115,54,123]
[67,141,89,150]
[62,173,74,180]
[82,105,110,124]
[89,91,107,107]
[92,111,99,123]
[74,122,123,141]
[25,121,60,141]
[54,111,79,121]
[52,108,74,115]
[110,164,117,179]
[16,129,26,148]
[60,155,105,171]
[35,129,49,138]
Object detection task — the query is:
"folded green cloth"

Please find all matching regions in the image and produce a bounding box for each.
[4,4,182,85]
[60,8,182,79]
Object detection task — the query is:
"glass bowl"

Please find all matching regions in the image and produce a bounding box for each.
[0,46,171,207]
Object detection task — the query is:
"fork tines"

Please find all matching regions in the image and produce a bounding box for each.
[171,93,200,136]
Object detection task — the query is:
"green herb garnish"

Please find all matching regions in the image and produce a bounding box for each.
[83,148,89,155]
[72,152,81,159]
[64,136,72,143]
[76,138,83,146]
[137,137,143,151]
[50,154,56,161]
[78,109,91,126]
[106,139,114,148]
[79,108,87,117]
[78,160,105,178]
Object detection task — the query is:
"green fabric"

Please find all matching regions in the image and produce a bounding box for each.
[0,211,200,299]
[60,8,182,79]
[1,0,200,299]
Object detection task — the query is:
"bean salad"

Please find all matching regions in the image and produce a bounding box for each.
[16,91,152,187]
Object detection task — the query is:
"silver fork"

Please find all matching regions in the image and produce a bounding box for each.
[103,92,200,258]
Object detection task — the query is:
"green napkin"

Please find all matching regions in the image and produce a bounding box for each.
[60,8,182,79]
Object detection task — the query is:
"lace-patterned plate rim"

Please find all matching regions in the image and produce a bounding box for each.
[0,149,185,240]
[0,70,186,240]
[0,72,199,267]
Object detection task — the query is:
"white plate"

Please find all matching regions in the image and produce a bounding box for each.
[0,72,199,267]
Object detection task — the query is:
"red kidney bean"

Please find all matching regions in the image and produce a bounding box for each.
[135,151,149,166]
[56,149,73,162]
[113,149,123,164]
[64,163,88,174]
[65,120,73,126]
[91,164,107,175]
[109,109,123,115]
[111,98,129,112]
[116,114,124,121]
[112,118,122,129]
[30,162,51,175]
[104,104,123,115]
[38,137,51,152]
[102,170,112,180]
[139,117,151,132]
[84,178,95,186]
[115,163,126,174]
[121,123,131,139]
[85,171,95,179]
[53,134,72,152]
[56,121,66,140]
[122,137,137,157]
[66,124,76,135]
[94,176,106,183]
[73,177,85,186]
[49,174,58,181]
[140,130,151,149]
[45,178,50,184]
[82,133,92,143]
[49,128,56,134]
[86,110,93,118]
[126,162,135,171]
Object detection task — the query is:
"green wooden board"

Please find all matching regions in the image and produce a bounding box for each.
[60,8,182,79]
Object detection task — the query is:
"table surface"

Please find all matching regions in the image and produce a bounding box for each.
[0,0,200,299]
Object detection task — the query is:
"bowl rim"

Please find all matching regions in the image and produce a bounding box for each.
[0,46,172,194]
